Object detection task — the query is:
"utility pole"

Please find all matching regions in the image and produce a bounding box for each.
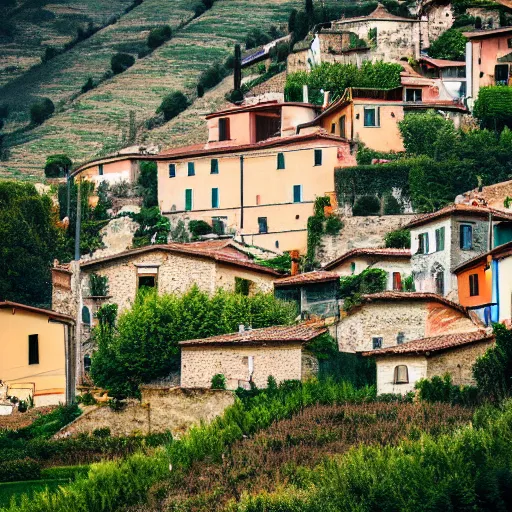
[66,171,71,219]
[74,179,81,261]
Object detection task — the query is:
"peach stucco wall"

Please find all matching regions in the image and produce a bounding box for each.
[0,308,66,405]
[456,263,493,309]
[208,112,252,146]
[80,159,139,184]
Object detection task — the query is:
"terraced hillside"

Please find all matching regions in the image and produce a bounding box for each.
[0,0,307,178]
[0,0,133,86]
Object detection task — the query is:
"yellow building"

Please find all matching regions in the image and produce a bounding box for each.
[0,301,75,406]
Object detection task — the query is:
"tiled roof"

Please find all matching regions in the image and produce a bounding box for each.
[357,291,468,315]
[334,3,419,23]
[452,240,512,274]
[362,330,494,356]
[180,324,326,347]
[205,101,316,120]
[323,248,411,270]
[419,57,466,68]
[403,204,512,229]
[0,301,74,324]
[274,271,340,287]
[158,133,349,159]
[463,27,512,39]
[80,241,284,276]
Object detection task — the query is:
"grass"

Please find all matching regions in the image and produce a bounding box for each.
[0,479,68,509]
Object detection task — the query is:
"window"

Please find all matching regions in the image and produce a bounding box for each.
[168,164,176,178]
[392,272,402,291]
[219,118,230,141]
[138,275,156,289]
[84,354,92,373]
[211,187,219,208]
[372,337,383,349]
[331,122,336,134]
[98,164,104,176]
[277,152,285,170]
[495,64,509,85]
[435,272,444,295]
[405,89,423,102]
[212,217,226,235]
[460,224,473,250]
[418,233,429,254]
[235,277,252,296]
[185,189,193,211]
[211,159,219,174]
[368,27,377,43]
[396,332,405,345]
[293,185,302,203]
[255,115,280,142]
[258,217,268,234]
[28,334,39,365]
[187,162,195,176]
[81,306,91,326]
[435,227,445,251]
[339,115,346,138]
[314,149,322,166]
[363,107,380,127]
[469,273,479,296]
[394,365,409,384]
[350,261,356,275]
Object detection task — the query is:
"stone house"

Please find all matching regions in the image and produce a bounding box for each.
[51,240,283,384]
[0,301,75,408]
[336,291,482,353]
[179,324,326,390]
[322,247,411,291]
[405,204,512,299]
[453,240,512,326]
[363,330,495,395]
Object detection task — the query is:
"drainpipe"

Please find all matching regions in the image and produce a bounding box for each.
[488,212,493,250]
[240,156,244,230]
[74,181,82,391]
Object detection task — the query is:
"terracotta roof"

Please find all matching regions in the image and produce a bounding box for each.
[158,133,349,160]
[362,330,494,356]
[79,241,284,276]
[357,291,468,315]
[180,324,326,347]
[205,101,317,120]
[323,248,411,270]
[274,271,340,287]
[71,154,150,177]
[403,204,512,229]
[334,3,419,23]
[420,57,466,68]
[0,301,75,324]
[453,240,512,274]
[464,27,512,39]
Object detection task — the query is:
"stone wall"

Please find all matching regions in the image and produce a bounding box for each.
[466,7,501,29]
[249,72,287,96]
[317,214,413,266]
[376,354,427,395]
[287,50,309,74]
[460,179,512,211]
[55,387,235,438]
[181,343,303,389]
[421,3,454,47]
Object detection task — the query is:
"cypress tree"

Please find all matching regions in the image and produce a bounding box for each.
[234,44,242,92]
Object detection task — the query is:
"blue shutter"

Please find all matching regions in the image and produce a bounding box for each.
[212,188,219,208]
[277,152,285,169]
[460,225,473,250]
[293,185,302,203]
[188,162,195,176]
[169,164,176,178]
[211,159,219,174]
[314,149,322,166]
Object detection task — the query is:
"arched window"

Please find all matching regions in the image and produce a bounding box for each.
[84,354,91,373]
[393,365,409,384]
[81,306,91,326]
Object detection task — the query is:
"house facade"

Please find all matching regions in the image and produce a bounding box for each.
[0,301,75,407]
[180,325,326,389]
[364,330,495,395]
[406,204,512,299]
[336,291,481,353]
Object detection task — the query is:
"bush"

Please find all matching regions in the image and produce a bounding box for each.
[110,180,131,198]
[92,427,111,438]
[137,160,158,208]
[156,90,188,121]
[29,97,55,125]
[77,392,97,406]
[81,77,94,94]
[245,27,272,49]
[132,206,170,247]
[147,25,172,49]
[384,229,411,249]
[111,52,135,74]
[383,193,403,214]
[211,374,227,390]
[198,62,228,91]
[474,86,512,131]
[44,154,72,178]
[324,215,343,235]
[188,219,213,238]
[415,374,479,406]
[0,458,41,482]
[340,267,387,311]
[428,28,467,61]
[41,46,59,63]
[89,273,108,297]
[352,195,380,216]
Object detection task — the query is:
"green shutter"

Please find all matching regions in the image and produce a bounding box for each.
[185,189,192,211]
[277,152,285,169]
[314,149,322,166]
[211,159,219,174]
[293,185,302,203]
[188,162,195,176]
[212,188,219,208]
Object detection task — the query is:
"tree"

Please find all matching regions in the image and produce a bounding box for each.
[44,154,72,178]
[156,90,188,121]
[288,9,297,34]
[305,0,314,16]
[245,28,272,50]
[233,44,242,92]
[0,182,64,307]
[111,52,135,74]
[29,98,55,125]
[352,195,380,216]
[428,29,467,61]
[90,287,297,397]
[137,161,158,208]
[147,25,172,49]
[474,86,512,131]
[384,229,411,249]
[81,77,94,94]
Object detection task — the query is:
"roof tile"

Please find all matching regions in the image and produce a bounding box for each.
[274,271,340,287]
[323,248,411,270]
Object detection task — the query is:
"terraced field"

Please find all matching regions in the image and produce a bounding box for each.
[0,0,133,86]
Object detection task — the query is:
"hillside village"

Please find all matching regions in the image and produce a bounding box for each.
[4,0,512,510]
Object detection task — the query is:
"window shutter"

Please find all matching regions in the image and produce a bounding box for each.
[314,149,322,166]
[372,337,383,349]
[376,107,380,126]
[293,185,302,203]
[169,164,176,178]
[98,164,104,176]
[188,162,195,176]
[424,233,429,253]
[185,189,192,211]
[29,334,39,365]
[460,225,473,250]
[219,118,230,141]
[212,188,219,208]
[258,217,268,233]
[393,272,402,291]
[211,159,219,174]
[277,152,285,169]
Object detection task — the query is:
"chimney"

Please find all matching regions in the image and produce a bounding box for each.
[323,90,331,108]
[303,85,309,104]
[290,249,300,276]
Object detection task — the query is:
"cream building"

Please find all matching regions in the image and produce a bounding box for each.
[180,324,326,389]
[363,330,494,395]
[0,301,75,407]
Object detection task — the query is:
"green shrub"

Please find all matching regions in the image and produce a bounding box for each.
[428,28,467,61]
[77,392,97,406]
[188,219,213,238]
[89,273,108,297]
[0,458,41,482]
[352,195,380,216]
[131,206,170,247]
[81,77,94,94]
[340,267,387,311]
[111,52,135,74]
[383,194,403,215]
[402,274,415,291]
[198,62,228,91]
[92,427,111,438]
[137,161,158,208]
[29,97,55,125]
[415,374,478,406]
[474,86,512,131]
[41,46,59,63]
[211,374,227,390]
[245,27,272,49]
[44,154,72,178]
[156,90,188,121]
[384,229,411,249]
[253,253,292,273]
[324,215,343,235]
[17,400,28,413]
[147,25,172,49]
